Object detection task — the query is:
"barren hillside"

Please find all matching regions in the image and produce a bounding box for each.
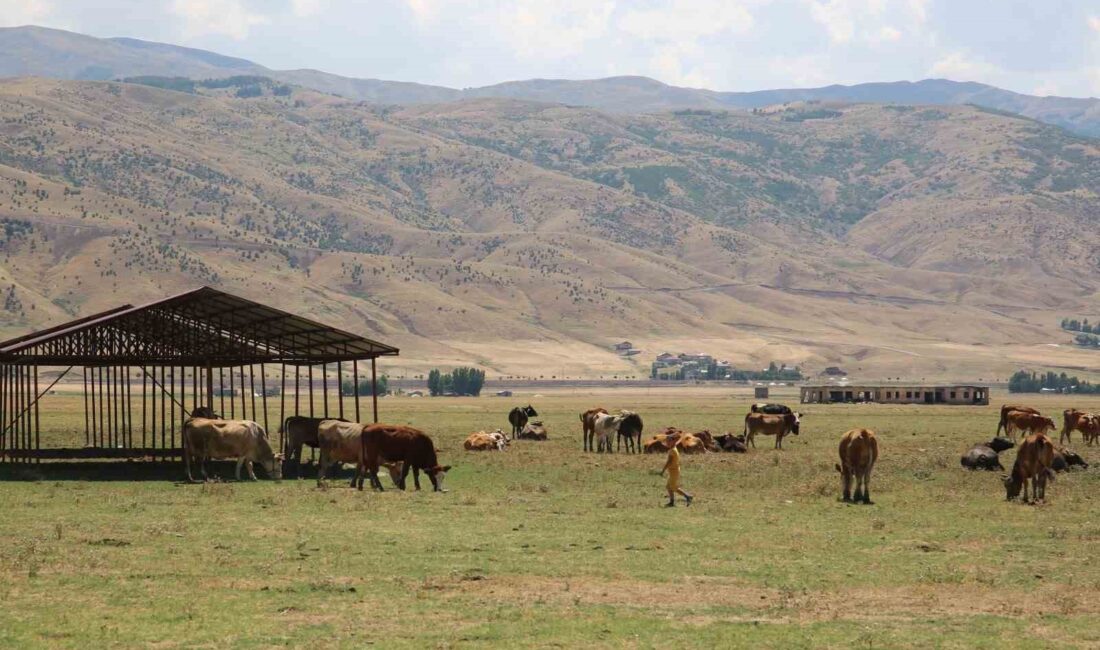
[0,77,1096,380]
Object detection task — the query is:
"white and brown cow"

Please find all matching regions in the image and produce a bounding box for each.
[182,417,283,483]
[317,420,405,488]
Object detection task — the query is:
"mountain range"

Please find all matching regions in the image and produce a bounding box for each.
[0,27,1097,380]
[2,25,1099,138]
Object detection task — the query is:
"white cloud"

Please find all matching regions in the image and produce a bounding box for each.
[494,0,615,60]
[0,0,53,27]
[291,0,324,17]
[870,25,901,43]
[171,0,269,40]
[805,0,932,45]
[1089,15,1100,34]
[928,51,1002,81]
[618,0,756,41]
[768,54,832,87]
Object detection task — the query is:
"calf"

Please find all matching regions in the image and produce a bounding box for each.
[997,404,1040,436]
[182,418,283,482]
[744,412,800,449]
[836,428,878,504]
[1004,433,1055,503]
[581,407,608,452]
[360,424,451,492]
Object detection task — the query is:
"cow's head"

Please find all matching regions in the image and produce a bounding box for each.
[427,464,452,492]
[987,437,1015,453]
[524,405,538,417]
[1003,474,1022,500]
[787,412,802,435]
[381,461,404,486]
[263,453,285,480]
[1040,417,1056,434]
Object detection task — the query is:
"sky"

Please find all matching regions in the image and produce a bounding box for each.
[4,0,1099,96]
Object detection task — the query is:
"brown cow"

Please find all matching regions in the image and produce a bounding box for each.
[1004,410,1056,439]
[836,428,878,504]
[642,429,683,453]
[464,430,508,451]
[1004,433,1055,503]
[581,407,608,452]
[316,420,404,488]
[1061,409,1100,445]
[182,418,283,483]
[359,424,451,492]
[744,412,800,449]
[997,404,1040,436]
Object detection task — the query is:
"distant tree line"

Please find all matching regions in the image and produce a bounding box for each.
[1061,317,1099,334]
[427,368,486,396]
[340,375,389,396]
[1008,370,1100,394]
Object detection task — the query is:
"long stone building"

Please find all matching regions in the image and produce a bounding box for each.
[800,384,989,405]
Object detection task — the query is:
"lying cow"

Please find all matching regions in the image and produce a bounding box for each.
[359,424,451,492]
[518,421,548,440]
[1052,447,1089,472]
[837,428,878,504]
[744,412,800,449]
[1005,433,1055,503]
[677,433,709,454]
[464,430,508,451]
[961,445,1004,471]
[182,417,283,482]
[316,419,405,488]
[713,433,748,453]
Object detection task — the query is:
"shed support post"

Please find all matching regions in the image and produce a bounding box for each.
[371,357,378,424]
[353,360,360,424]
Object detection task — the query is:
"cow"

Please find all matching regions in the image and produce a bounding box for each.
[714,433,748,453]
[987,437,1016,453]
[518,421,547,440]
[691,430,721,452]
[359,424,451,492]
[508,405,538,439]
[677,433,708,454]
[1061,409,1100,445]
[316,420,405,488]
[750,403,794,415]
[1004,410,1056,439]
[182,417,283,483]
[997,404,1040,436]
[961,444,1005,471]
[1052,447,1089,472]
[836,428,878,504]
[616,412,644,453]
[464,430,508,451]
[1004,433,1055,503]
[581,407,608,452]
[744,412,800,449]
[282,415,349,478]
[590,411,641,453]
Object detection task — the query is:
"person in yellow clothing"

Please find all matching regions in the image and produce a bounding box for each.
[660,444,693,507]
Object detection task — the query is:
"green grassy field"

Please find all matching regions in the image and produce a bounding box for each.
[1,388,1099,648]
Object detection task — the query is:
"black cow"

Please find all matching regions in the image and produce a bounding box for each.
[508,405,537,439]
[961,444,1004,471]
[1052,448,1089,472]
[987,437,1015,453]
[714,433,748,453]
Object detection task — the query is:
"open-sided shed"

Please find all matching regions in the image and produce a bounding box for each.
[0,286,398,462]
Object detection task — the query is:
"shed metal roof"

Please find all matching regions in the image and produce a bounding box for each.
[0,286,398,366]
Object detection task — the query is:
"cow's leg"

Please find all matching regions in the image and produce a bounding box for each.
[184,446,195,483]
[399,462,412,491]
[235,457,245,481]
[861,470,873,504]
[841,469,852,502]
[316,447,327,487]
[413,468,422,491]
[246,459,258,481]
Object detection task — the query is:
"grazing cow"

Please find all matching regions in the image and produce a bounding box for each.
[836,428,878,504]
[997,404,1040,436]
[464,430,508,451]
[581,407,608,452]
[1061,409,1100,445]
[316,420,405,488]
[744,412,800,449]
[714,433,748,453]
[182,418,283,483]
[508,405,538,439]
[359,424,451,492]
[282,415,349,478]
[591,411,642,453]
[1052,447,1088,472]
[518,421,548,440]
[961,444,1004,471]
[1004,433,1055,503]
[1004,410,1056,439]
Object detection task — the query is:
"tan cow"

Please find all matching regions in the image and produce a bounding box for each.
[182,417,283,483]
[464,430,508,451]
[836,428,878,504]
[1005,433,1056,503]
[1061,409,1100,445]
[744,412,800,449]
[317,420,403,487]
[1004,410,1056,439]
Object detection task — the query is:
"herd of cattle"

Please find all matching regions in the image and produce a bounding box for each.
[179,400,1093,505]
